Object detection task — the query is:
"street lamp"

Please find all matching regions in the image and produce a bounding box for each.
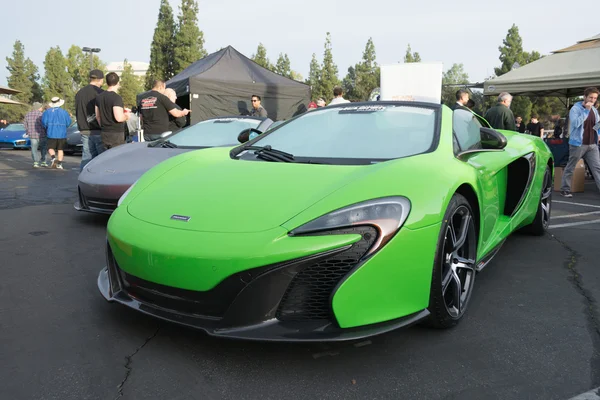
[82,47,101,71]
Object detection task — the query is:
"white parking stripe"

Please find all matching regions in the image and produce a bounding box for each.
[553,200,600,209]
[552,211,600,219]
[549,219,600,229]
[567,386,600,399]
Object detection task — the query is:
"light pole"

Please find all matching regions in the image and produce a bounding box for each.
[82,47,101,71]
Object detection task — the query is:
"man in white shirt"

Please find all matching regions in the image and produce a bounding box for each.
[328,87,351,106]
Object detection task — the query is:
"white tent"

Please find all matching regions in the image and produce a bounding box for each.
[483,34,600,97]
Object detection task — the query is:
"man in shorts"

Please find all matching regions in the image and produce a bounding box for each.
[95,72,129,149]
[41,97,72,169]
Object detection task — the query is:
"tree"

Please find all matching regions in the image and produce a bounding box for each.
[43,46,75,113]
[275,53,292,78]
[119,60,144,108]
[252,43,272,70]
[146,0,176,89]
[290,71,303,82]
[491,24,543,121]
[173,0,207,74]
[441,63,470,106]
[66,45,105,89]
[342,66,358,101]
[348,37,379,101]
[319,32,340,102]
[404,44,421,63]
[0,40,42,122]
[306,53,321,97]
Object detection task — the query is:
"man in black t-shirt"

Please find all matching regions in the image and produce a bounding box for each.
[95,72,129,149]
[138,80,190,141]
[526,115,544,137]
[75,69,105,169]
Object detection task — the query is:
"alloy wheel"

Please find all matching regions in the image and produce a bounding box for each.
[442,205,477,319]
[541,169,552,229]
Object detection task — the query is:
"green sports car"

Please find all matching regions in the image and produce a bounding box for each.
[99,102,553,341]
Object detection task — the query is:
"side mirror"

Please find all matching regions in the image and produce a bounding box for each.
[480,127,507,150]
[159,131,172,138]
[238,128,263,143]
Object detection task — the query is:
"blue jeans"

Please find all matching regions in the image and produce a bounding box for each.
[561,144,600,193]
[30,137,47,164]
[80,133,105,170]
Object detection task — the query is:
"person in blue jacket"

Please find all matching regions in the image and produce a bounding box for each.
[42,97,72,169]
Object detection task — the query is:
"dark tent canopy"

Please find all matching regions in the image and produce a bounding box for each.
[166,46,311,123]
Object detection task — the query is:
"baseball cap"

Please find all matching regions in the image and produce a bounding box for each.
[89,69,104,79]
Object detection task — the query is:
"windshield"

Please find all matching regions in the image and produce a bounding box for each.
[168,118,262,147]
[4,124,24,131]
[249,104,438,161]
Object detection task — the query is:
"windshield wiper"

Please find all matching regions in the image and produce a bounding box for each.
[160,140,178,148]
[243,145,295,163]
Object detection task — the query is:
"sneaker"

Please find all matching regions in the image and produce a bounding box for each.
[33,162,39,168]
[560,191,573,198]
[50,157,57,169]
[57,163,64,170]
[40,161,48,167]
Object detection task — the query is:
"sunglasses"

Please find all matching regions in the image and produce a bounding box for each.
[251,99,259,102]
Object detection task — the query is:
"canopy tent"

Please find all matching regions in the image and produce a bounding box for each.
[0,85,21,96]
[483,34,600,97]
[0,96,27,106]
[166,46,311,123]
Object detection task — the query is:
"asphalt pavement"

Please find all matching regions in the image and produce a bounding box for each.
[1,148,600,400]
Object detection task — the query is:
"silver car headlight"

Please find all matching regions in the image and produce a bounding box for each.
[290,196,411,256]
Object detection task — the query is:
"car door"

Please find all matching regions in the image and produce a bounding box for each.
[452,108,508,256]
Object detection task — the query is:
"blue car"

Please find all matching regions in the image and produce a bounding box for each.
[0,124,30,149]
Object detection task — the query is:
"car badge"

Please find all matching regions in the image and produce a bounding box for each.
[171,215,191,222]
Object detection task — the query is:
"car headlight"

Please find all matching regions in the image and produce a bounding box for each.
[22,133,28,138]
[117,180,139,207]
[290,196,411,256]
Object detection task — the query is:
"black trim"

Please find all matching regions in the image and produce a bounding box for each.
[475,239,505,272]
[98,239,430,341]
[74,186,116,215]
[504,152,536,217]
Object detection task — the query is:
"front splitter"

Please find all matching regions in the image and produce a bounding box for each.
[97,267,430,342]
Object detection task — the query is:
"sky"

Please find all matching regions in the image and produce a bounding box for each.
[1,0,598,88]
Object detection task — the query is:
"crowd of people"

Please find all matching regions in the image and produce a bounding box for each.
[15,71,600,198]
[464,87,600,199]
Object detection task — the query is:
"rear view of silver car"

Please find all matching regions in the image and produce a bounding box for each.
[75,116,274,214]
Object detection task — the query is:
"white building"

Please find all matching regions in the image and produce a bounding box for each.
[106,61,149,77]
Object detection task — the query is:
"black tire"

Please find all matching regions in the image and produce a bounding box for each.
[520,166,552,236]
[427,193,478,329]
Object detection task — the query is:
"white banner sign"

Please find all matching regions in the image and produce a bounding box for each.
[380,62,443,103]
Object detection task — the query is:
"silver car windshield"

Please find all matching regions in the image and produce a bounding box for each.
[251,105,438,160]
[169,118,262,147]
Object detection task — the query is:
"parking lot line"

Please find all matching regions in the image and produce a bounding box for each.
[552,211,600,220]
[549,219,600,229]
[553,200,600,209]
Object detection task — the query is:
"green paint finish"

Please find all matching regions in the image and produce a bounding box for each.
[107,103,553,330]
[332,223,441,328]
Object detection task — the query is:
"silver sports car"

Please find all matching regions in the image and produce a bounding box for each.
[75,116,274,214]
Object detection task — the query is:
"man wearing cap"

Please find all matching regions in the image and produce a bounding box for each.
[42,97,72,169]
[75,69,105,169]
[23,102,47,168]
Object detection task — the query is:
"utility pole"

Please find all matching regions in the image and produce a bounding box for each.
[82,47,101,71]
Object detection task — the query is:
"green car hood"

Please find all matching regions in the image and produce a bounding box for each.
[127,151,384,233]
